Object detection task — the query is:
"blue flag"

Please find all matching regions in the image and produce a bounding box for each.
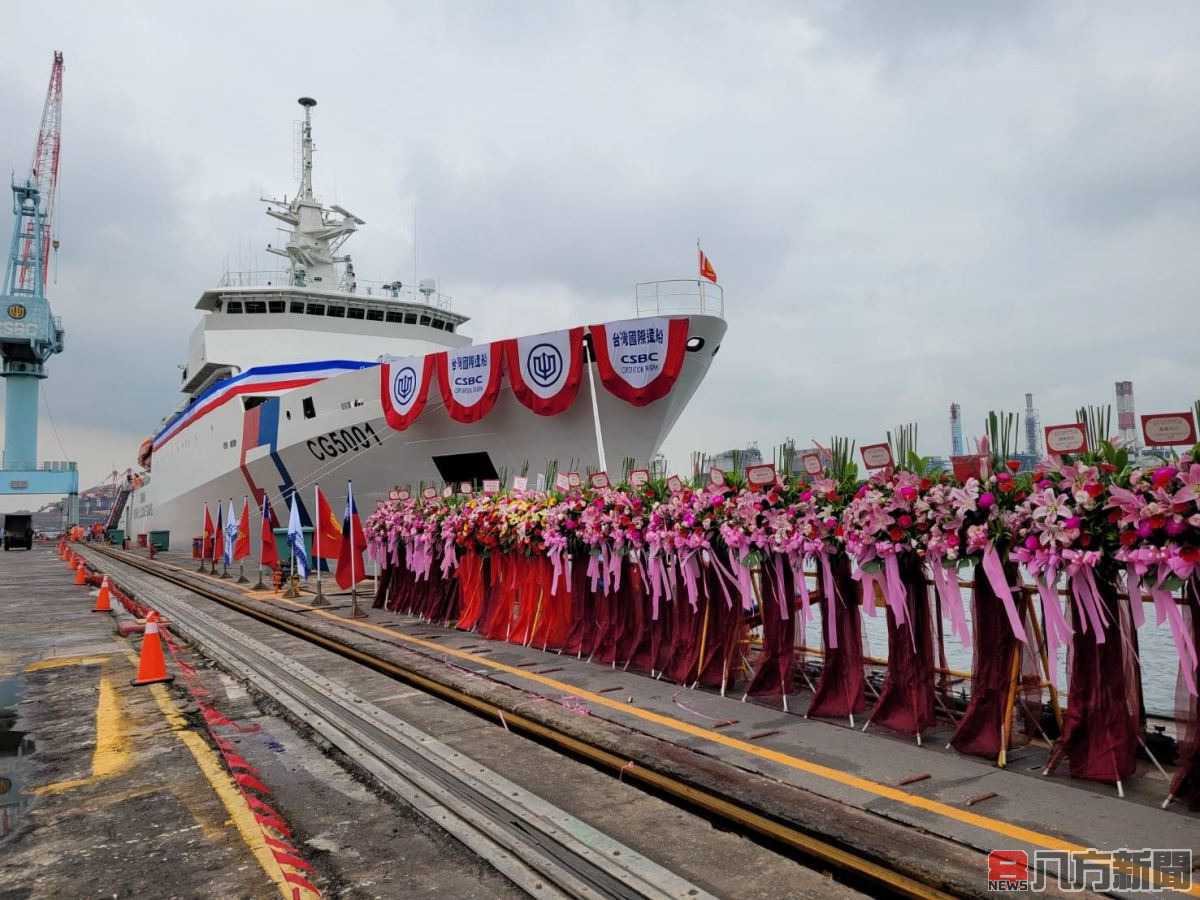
[287,491,309,578]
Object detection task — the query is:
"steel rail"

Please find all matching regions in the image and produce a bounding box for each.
[88,545,954,900]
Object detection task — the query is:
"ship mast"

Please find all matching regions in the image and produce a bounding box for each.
[262,97,364,290]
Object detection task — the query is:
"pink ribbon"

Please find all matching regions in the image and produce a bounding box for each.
[440,539,458,578]
[882,554,908,626]
[931,559,970,647]
[981,544,1026,643]
[1036,571,1071,666]
[682,552,701,612]
[818,552,838,650]
[549,547,564,596]
[587,552,602,593]
[1153,566,1198,696]
[1125,563,1146,628]
[1068,569,1107,643]
[853,566,880,617]
[734,552,754,611]
[772,554,789,621]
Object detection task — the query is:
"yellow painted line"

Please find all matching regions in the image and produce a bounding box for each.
[34,673,132,795]
[132,650,316,900]
[250,589,1198,895]
[25,653,112,672]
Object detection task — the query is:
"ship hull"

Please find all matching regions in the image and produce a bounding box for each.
[131,314,726,546]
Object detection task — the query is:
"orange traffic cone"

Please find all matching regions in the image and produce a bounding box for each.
[74,560,87,585]
[131,611,172,686]
[93,576,112,613]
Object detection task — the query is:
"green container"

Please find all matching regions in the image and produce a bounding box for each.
[149,530,170,551]
[107,529,124,545]
[272,526,328,571]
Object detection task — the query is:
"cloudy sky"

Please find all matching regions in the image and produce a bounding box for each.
[2,2,1198,497]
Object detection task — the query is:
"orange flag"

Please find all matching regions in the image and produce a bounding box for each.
[698,246,717,284]
[314,486,342,560]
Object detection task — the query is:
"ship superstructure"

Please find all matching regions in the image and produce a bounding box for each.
[131,98,726,545]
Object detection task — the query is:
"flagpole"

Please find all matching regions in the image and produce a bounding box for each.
[209,500,218,575]
[253,494,267,591]
[312,484,328,607]
[349,480,367,619]
[585,335,608,473]
[198,502,207,572]
[221,498,231,578]
[236,495,249,584]
[284,490,299,598]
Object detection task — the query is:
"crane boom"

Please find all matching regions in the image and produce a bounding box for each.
[17,51,64,292]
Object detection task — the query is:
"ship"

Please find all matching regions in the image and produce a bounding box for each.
[128,98,727,546]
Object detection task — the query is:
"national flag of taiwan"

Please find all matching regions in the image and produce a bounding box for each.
[315,485,342,560]
[260,494,279,569]
[202,503,215,558]
[698,246,718,284]
[213,503,225,563]
[234,496,252,561]
[335,481,367,589]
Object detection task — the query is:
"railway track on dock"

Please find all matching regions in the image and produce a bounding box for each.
[83,545,956,899]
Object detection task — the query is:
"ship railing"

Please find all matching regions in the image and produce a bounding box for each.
[634,279,724,319]
[216,270,453,310]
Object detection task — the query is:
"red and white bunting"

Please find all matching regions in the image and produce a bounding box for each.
[435,342,505,423]
[588,317,689,407]
[380,355,436,431]
[506,327,584,416]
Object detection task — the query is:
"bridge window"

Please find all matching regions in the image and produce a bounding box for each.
[403,313,417,324]
[327,305,345,318]
[305,304,325,316]
[290,301,305,313]
[226,301,243,314]
[419,315,430,326]
[245,300,267,314]
[268,300,286,313]
[385,311,402,323]
[347,307,365,320]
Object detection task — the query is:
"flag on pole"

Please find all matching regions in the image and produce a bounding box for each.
[314,486,342,560]
[224,500,238,566]
[287,492,310,578]
[698,244,717,284]
[213,502,225,564]
[335,481,367,589]
[234,496,252,561]
[260,494,279,569]
[202,502,215,558]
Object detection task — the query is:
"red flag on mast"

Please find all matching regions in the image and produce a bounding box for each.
[335,481,367,589]
[314,486,342,560]
[698,245,717,283]
[202,503,215,558]
[259,494,279,569]
[212,503,224,563]
[234,497,252,561]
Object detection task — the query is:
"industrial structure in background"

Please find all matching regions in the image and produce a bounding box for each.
[949,402,964,456]
[1024,392,1041,457]
[1115,380,1140,451]
[0,51,77,525]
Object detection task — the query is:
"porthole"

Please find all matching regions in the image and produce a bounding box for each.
[686,336,705,352]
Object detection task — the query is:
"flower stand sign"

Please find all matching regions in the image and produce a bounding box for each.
[1142,411,1197,447]
[1044,423,1088,455]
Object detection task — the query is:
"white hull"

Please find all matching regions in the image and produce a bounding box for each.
[131,314,726,547]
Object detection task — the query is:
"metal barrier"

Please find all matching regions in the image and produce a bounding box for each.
[635,280,724,318]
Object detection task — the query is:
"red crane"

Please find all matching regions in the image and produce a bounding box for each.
[17,51,64,292]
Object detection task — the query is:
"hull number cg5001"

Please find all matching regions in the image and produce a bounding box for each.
[306,422,383,460]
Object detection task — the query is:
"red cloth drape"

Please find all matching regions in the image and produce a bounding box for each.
[868,555,936,737]
[743,556,796,698]
[694,561,745,690]
[950,561,1022,757]
[562,559,596,658]
[808,554,867,719]
[455,551,487,631]
[480,555,518,640]
[1170,579,1200,808]
[1052,574,1139,783]
[371,562,394,610]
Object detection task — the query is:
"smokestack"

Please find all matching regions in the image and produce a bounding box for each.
[1115,381,1139,449]
[950,402,964,456]
[1024,393,1041,456]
